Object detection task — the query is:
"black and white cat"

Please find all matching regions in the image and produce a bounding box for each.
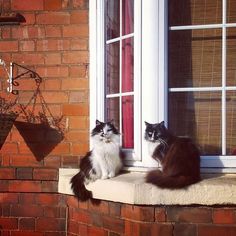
[144,121,200,189]
[70,120,123,201]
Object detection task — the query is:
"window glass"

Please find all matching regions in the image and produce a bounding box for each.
[105,0,134,149]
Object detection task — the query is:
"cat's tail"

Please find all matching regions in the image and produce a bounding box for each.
[70,172,92,201]
[146,170,200,189]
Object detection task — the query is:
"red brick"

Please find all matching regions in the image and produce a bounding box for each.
[0,41,18,52]
[35,193,61,206]
[174,224,197,236]
[0,193,18,204]
[36,218,66,231]
[36,39,70,51]
[69,117,88,130]
[22,13,36,25]
[88,201,109,214]
[70,65,87,77]
[121,204,155,222]
[33,168,58,181]
[45,26,62,38]
[37,66,69,77]
[12,0,44,10]
[125,221,141,236]
[72,209,92,224]
[69,90,88,103]
[20,40,35,51]
[45,54,62,65]
[213,209,236,224]
[0,168,15,179]
[68,220,79,234]
[72,143,89,155]
[0,180,9,191]
[19,217,35,230]
[1,143,18,153]
[63,25,88,37]
[70,10,88,24]
[11,232,43,236]
[44,0,62,10]
[65,131,88,142]
[16,167,33,179]
[198,225,236,236]
[36,13,70,24]
[140,223,173,236]
[166,207,212,223]
[10,155,43,167]
[155,207,166,222]
[11,204,44,217]
[62,78,88,90]
[62,51,89,64]
[44,156,61,168]
[103,215,124,234]
[72,0,88,9]
[41,181,58,192]
[70,39,88,50]
[49,143,70,155]
[9,180,41,192]
[12,27,45,39]
[88,226,108,236]
[0,218,18,230]
[12,53,44,65]
[62,104,89,116]
[1,28,11,38]
[19,193,36,204]
[66,196,79,208]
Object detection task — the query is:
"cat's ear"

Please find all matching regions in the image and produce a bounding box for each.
[96,119,102,126]
[144,121,150,127]
[160,121,165,127]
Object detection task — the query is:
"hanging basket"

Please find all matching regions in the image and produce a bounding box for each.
[14,86,65,161]
[14,120,64,161]
[0,112,18,149]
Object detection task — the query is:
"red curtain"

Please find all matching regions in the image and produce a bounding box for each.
[122,0,134,148]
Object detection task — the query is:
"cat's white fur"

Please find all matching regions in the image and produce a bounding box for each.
[89,124,122,180]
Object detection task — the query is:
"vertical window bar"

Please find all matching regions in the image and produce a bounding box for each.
[222,0,227,155]
[119,0,123,144]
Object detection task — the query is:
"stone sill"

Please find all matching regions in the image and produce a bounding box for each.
[58,168,236,205]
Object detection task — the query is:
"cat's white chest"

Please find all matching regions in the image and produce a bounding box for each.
[148,141,161,156]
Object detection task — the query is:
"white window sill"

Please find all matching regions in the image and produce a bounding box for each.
[58,168,236,205]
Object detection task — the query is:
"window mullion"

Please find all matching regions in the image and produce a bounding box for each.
[222,0,227,155]
[119,0,123,143]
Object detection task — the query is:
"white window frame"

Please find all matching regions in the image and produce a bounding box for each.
[90,0,236,172]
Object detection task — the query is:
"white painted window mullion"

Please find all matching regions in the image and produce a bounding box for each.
[119,0,123,142]
[222,0,227,155]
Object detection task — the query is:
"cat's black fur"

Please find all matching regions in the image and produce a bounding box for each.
[145,121,201,189]
[70,120,123,202]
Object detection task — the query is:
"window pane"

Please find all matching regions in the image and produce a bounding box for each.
[122,96,134,148]
[122,0,134,36]
[106,97,120,129]
[169,29,222,88]
[227,0,236,23]
[106,0,120,40]
[227,28,236,86]
[106,42,120,94]
[169,0,222,26]
[122,38,134,93]
[168,92,221,155]
[227,91,236,155]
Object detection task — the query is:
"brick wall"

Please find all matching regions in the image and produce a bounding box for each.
[1,0,236,235]
[65,196,236,236]
[0,0,88,235]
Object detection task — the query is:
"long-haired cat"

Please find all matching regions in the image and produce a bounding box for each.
[145,121,200,189]
[70,120,123,201]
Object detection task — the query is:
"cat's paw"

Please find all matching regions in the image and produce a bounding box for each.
[108,172,115,178]
[101,175,108,180]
